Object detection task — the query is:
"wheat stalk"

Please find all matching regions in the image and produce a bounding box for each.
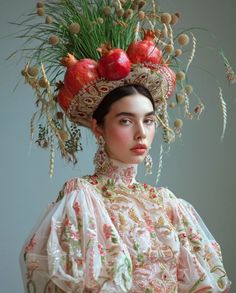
[186,33,196,73]
[219,87,227,141]
[156,144,163,184]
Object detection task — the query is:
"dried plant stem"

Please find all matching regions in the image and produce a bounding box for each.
[219,87,227,140]
[156,144,163,184]
[186,33,196,73]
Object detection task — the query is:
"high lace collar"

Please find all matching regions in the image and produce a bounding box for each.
[94,150,138,185]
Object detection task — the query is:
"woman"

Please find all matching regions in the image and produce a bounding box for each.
[21,84,231,292]
[17,1,233,291]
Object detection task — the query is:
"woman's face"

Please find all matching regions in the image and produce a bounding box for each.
[92,93,156,164]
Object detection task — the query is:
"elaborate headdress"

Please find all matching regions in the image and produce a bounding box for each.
[16,0,234,177]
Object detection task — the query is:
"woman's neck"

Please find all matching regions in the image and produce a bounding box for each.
[94,150,138,185]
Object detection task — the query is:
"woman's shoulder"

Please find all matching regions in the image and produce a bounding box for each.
[55,175,98,202]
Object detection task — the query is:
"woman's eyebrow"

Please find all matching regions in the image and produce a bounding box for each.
[115,111,155,117]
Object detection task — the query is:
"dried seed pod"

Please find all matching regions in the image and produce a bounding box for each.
[36,2,44,8]
[170,14,178,25]
[185,84,193,95]
[138,11,145,20]
[175,12,181,18]
[97,17,104,24]
[69,23,81,34]
[48,35,59,45]
[27,66,38,77]
[164,44,174,54]
[178,34,190,46]
[103,6,112,16]
[176,71,186,81]
[45,15,53,24]
[160,13,172,24]
[176,94,185,104]
[38,77,49,88]
[174,119,183,128]
[124,9,133,18]
[36,7,44,16]
[116,8,124,17]
[138,0,146,9]
[169,101,176,108]
[175,49,182,57]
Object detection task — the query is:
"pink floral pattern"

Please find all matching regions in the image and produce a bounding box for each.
[21,158,231,293]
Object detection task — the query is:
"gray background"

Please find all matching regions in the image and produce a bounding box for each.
[0,0,235,292]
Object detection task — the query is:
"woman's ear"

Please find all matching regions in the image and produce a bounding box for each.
[91,119,104,138]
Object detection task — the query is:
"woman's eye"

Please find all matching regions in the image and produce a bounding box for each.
[144,118,155,125]
[120,119,132,125]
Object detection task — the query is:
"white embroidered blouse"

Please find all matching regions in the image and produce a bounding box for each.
[21,157,231,293]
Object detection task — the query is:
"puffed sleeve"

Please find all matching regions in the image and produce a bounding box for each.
[161,188,231,293]
[21,178,132,293]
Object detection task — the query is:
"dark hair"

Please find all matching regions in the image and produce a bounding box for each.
[92,84,154,125]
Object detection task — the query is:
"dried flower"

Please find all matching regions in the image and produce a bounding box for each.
[175,49,182,57]
[164,44,174,54]
[160,13,172,24]
[176,94,185,104]
[174,119,183,128]
[48,35,59,45]
[69,23,81,34]
[176,71,186,81]
[170,14,178,25]
[138,11,145,20]
[138,0,146,9]
[27,66,38,77]
[38,77,49,88]
[36,7,44,16]
[36,2,44,8]
[124,9,133,18]
[116,8,124,17]
[175,12,181,18]
[178,34,190,46]
[45,15,53,24]
[103,6,112,16]
[97,17,104,24]
[185,84,193,95]
[169,102,176,108]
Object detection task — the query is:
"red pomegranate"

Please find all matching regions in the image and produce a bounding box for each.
[56,82,74,111]
[61,53,99,95]
[97,45,131,81]
[157,64,176,97]
[127,29,162,65]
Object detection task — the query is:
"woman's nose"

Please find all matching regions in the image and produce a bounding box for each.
[134,123,146,141]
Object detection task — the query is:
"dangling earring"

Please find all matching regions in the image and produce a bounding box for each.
[93,135,107,169]
[144,153,153,175]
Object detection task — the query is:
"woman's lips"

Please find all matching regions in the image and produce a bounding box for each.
[130,144,147,155]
